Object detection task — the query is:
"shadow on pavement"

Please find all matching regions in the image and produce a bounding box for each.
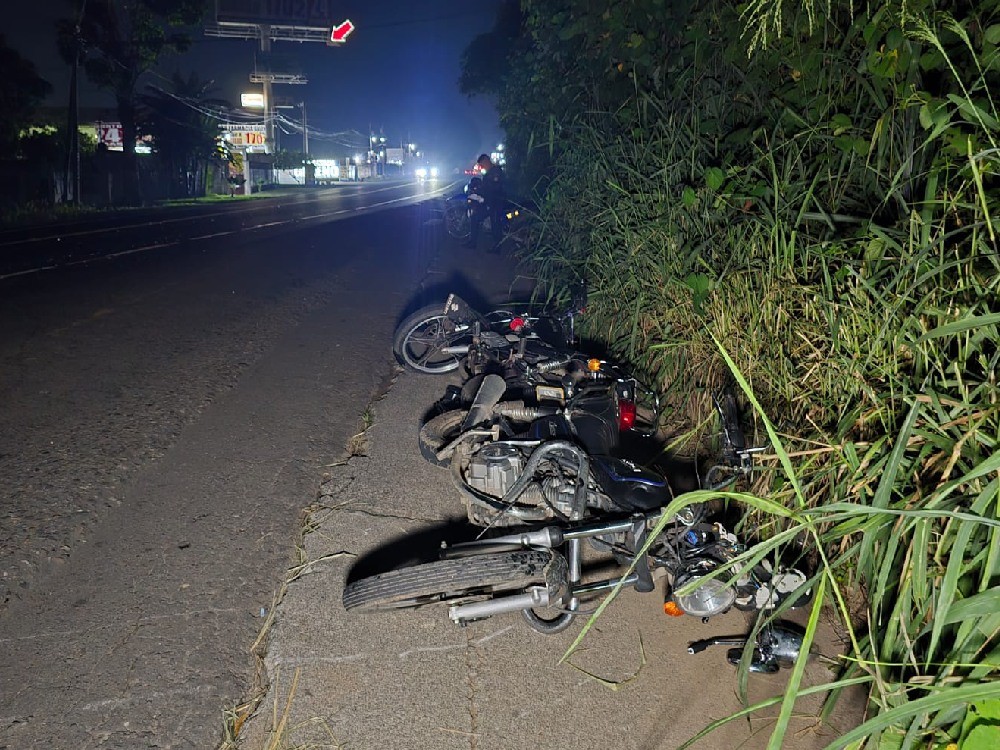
[343,516,482,583]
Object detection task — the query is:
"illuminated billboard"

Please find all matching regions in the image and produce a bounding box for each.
[216,0,338,27]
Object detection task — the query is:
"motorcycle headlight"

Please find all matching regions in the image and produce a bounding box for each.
[672,571,736,618]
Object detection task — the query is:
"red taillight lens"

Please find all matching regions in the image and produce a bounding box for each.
[509,316,526,332]
[618,399,636,431]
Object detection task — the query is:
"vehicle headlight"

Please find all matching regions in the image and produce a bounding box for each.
[671,568,736,618]
[415,167,427,178]
[430,167,439,178]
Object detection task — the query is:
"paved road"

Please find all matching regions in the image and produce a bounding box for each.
[0,180,456,279]
[0,182,500,748]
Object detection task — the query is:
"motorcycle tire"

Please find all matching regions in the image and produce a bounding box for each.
[444,202,471,240]
[418,409,468,466]
[342,549,555,612]
[392,305,468,374]
[522,607,576,634]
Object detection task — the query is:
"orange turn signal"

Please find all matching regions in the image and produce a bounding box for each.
[663,600,685,617]
[587,358,602,373]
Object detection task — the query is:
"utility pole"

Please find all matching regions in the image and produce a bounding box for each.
[65,0,88,205]
[259,24,273,150]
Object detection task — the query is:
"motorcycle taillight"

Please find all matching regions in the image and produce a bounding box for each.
[617,399,637,431]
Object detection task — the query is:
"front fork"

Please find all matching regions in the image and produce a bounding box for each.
[441,515,657,627]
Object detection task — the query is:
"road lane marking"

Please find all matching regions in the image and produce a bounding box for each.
[103,241,179,259]
[0,181,446,248]
[189,231,236,240]
[0,183,458,280]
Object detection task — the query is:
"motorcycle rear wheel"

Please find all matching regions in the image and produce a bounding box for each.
[393,305,468,374]
[342,550,555,612]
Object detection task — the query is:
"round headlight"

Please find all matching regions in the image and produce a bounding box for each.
[672,572,736,618]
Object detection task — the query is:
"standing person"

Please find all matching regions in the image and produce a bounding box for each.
[466,153,505,249]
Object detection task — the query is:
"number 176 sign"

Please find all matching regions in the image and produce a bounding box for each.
[227,131,266,147]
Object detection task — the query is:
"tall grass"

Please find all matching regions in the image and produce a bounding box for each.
[524,7,999,748]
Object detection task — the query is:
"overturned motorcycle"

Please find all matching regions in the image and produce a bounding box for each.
[392,292,588,376]
[342,378,811,669]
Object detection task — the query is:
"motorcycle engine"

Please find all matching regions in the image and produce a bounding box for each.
[466,443,579,518]
[466,444,524,498]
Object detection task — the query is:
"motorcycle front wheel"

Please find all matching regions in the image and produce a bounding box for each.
[444,202,471,239]
[393,305,469,374]
[342,549,555,612]
[418,409,468,466]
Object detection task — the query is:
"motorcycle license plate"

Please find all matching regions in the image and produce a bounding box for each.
[535,385,565,403]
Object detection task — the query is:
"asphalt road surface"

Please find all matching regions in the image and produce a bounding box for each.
[0,180,488,748]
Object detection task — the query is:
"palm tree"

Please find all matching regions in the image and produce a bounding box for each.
[138,72,230,198]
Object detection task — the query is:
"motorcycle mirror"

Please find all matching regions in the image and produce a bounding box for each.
[727,648,781,673]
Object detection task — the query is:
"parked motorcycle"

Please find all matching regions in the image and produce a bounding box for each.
[443,178,521,242]
[343,386,810,644]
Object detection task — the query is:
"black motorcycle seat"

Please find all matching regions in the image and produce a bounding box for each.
[591,456,670,512]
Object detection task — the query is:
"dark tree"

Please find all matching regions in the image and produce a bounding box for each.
[57,0,208,202]
[139,72,229,197]
[458,0,522,100]
[0,35,53,156]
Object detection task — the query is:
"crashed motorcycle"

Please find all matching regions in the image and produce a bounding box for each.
[343,385,811,662]
[392,292,583,376]
[394,293,658,422]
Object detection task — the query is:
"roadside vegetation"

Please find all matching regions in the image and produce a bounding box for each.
[465,1,999,747]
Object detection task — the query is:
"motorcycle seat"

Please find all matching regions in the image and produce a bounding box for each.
[592,456,670,511]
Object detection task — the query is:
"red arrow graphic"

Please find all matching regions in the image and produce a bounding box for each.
[330,19,355,43]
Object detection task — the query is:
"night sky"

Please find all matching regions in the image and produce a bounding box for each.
[6,1,504,168]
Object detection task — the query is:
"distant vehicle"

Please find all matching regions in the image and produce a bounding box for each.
[414,167,439,181]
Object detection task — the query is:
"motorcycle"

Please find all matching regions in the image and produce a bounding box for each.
[392,292,583,376]
[394,292,660,457]
[443,178,521,242]
[343,385,811,651]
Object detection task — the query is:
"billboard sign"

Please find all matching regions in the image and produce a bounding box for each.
[241,92,265,108]
[221,122,267,148]
[227,131,267,147]
[96,121,124,149]
[216,0,338,27]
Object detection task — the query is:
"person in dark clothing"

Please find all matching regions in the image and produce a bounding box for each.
[465,175,487,241]
[466,153,506,248]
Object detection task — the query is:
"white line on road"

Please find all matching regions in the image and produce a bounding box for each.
[0,181,458,281]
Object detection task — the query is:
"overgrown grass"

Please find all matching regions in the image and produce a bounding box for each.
[521,7,999,748]
[0,200,103,228]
